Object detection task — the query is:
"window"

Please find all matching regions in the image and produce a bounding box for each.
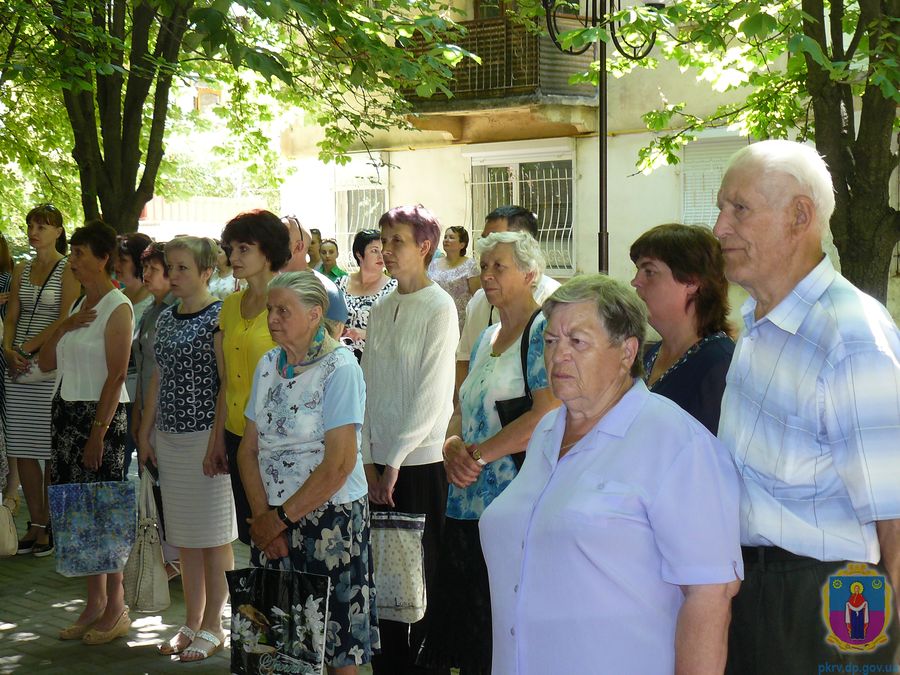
[681,136,748,228]
[334,188,386,271]
[468,140,575,273]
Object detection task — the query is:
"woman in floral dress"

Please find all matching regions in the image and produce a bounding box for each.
[238,271,379,673]
[428,226,479,332]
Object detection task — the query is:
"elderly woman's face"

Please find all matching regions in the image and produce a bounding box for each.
[544,301,637,407]
[631,256,697,331]
[480,242,532,308]
[267,286,320,347]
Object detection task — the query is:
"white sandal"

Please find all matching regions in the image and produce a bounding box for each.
[179,629,224,662]
[157,625,195,655]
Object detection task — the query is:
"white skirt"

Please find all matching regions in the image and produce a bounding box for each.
[155,428,237,548]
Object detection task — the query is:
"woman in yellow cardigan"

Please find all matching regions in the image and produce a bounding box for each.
[204,210,291,548]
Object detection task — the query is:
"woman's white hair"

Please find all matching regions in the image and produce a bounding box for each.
[268,271,329,326]
[726,140,835,233]
[475,231,545,287]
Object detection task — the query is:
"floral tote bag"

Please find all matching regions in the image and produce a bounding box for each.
[227,566,330,675]
[48,481,137,577]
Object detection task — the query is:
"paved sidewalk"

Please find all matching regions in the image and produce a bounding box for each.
[0,492,244,674]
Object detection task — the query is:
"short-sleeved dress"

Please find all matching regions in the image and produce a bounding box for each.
[5,258,68,460]
[153,301,237,548]
[419,313,548,673]
[428,256,478,333]
[336,275,397,360]
[246,346,379,668]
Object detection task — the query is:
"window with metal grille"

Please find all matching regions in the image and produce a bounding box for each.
[334,187,386,271]
[681,136,748,228]
[471,158,574,273]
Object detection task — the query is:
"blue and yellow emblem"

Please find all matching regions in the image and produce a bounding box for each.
[821,563,892,652]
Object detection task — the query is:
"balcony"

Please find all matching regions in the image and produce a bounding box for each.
[404,17,598,114]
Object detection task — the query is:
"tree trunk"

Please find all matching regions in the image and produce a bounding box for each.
[838,200,897,303]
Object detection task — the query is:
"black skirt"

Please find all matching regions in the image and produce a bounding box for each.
[417,517,492,673]
[50,392,127,485]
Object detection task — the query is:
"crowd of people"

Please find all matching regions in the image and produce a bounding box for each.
[0,138,898,674]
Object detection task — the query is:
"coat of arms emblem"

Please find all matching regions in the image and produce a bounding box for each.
[821,562,892,652]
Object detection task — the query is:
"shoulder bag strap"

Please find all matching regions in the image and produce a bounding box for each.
[519,309,541,403]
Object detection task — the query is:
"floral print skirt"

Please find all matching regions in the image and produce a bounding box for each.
[50,392,126,485]
[256,496,380,668]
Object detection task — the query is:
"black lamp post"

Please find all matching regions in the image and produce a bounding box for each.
[541,0,660,273]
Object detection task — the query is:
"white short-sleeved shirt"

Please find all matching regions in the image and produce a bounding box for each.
[455,274,560,361]
[479,381,743,675]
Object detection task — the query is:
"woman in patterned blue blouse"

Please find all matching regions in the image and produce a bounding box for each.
[137,236,236,662]
[418,231,560,673]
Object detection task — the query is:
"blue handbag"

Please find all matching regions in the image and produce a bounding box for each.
[48,481,137,577]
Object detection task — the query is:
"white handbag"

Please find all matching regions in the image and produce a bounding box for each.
[123,471,170,612]
[0,504,17,557]
[370,511,427,623]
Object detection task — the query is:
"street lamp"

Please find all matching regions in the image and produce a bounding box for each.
[541,0,661,272]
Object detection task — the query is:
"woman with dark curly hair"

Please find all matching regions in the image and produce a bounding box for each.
[337,229,396,361]
[630,223,735,433]
[206,210,291,548]
[38,219,134,644]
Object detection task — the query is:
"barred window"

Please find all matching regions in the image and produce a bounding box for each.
[471,156,574,273]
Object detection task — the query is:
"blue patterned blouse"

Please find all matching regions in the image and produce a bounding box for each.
[447,313,549,520]
[154,301,222,433]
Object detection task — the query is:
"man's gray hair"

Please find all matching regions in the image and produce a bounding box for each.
[726,140,835,233]
[542,274,647,378]
[269,271,329,325]
[475,231,545,287]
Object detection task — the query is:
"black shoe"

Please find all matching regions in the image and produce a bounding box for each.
[33,525,54,558]
[17,521,37,555]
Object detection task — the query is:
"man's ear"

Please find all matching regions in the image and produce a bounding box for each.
[791,195,816,236]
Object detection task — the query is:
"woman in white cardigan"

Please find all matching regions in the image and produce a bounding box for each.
[361,205,458,675]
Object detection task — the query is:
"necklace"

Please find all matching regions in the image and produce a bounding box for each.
[644,331,727,388]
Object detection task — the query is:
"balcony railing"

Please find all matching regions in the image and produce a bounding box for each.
[404,17,597,109]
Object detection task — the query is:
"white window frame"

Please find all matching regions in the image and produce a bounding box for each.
[464,139,576,274]
[333,154,389,271]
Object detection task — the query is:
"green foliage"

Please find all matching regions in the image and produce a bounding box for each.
[0,0,473,229]
[546,0,900,172]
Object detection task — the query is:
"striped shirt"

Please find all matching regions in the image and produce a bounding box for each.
[718,256,900,563]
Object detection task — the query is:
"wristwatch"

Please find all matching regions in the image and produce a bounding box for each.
[276,505,295,528]
[471,446,487,467]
